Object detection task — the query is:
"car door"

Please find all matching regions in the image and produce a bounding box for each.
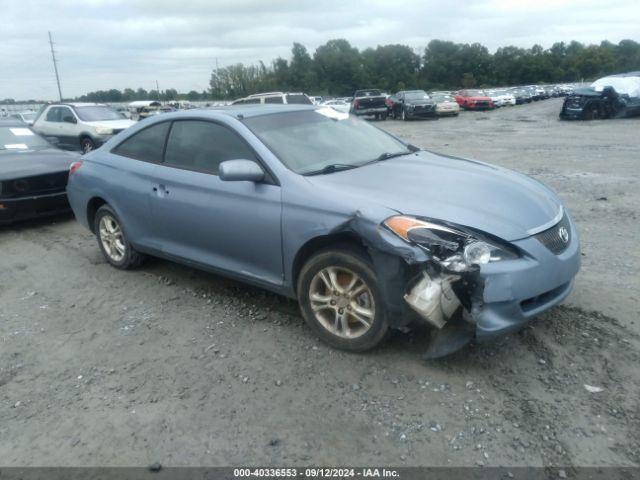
[58,106,80,148]
[108,121,172,248]
[394,92,404,117]
[35,106,62,140]
[150,119,283,287]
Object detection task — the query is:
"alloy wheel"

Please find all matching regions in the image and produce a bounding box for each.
[81,139,94,154]
[98,214,126,262]
[308,266,375,339]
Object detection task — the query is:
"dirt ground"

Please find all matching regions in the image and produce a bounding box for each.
[1,98,639,468]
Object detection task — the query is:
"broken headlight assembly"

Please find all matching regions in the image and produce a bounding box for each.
[384,215,518,272]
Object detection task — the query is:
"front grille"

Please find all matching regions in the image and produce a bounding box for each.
[534,213,571,254]
[566,97,584,108]
[520,281,571,312]
[0,172,68,198]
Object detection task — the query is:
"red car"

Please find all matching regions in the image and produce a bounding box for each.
[454,90,495,110]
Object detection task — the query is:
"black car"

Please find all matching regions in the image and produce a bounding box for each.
[0,119,79,224]
[560,75,640,120]
[391,90,437,120]
[560,87,640,120]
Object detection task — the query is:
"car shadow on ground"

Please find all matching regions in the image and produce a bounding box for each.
[0,212,75,234]
[135,254,530,364]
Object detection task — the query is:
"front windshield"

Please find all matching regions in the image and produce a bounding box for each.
[243,110,410,175]
[74,106,123,121]
[404,91,429,100]
[0,126,51,151]
[20,112,37,121]
[432,94,453,102]
[466,90,485,96]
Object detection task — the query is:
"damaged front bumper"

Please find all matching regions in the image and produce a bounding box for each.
[332,209,580,357]
[398,217,581,356]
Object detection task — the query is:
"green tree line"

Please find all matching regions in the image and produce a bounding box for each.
[26,37,636,104]
[73,87,210,103]
[209,38,640,98]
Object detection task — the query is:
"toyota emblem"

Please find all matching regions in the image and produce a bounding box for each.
[558,226,569,244]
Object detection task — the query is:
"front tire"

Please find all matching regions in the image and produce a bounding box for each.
[94,205,144,269]
[401,108,407,121]
[297,247,389,352]
[80,136,96,154]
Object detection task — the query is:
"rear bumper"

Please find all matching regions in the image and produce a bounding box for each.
[353,107,388,116]
[465,103,494,110]
[0,191,69,224]
[436,107,459,116]
[406,108,437,118]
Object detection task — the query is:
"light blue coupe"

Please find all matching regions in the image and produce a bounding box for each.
[66,105,580,357]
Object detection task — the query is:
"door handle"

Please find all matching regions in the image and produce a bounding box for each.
[153,185,170,195]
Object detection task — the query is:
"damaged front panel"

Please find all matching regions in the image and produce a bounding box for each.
[333,210,488,357]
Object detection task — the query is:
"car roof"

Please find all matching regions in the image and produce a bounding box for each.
[148,104,319,120]
[46,102,106,107]
[610,71,640,78]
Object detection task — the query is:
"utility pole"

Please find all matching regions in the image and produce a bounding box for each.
[48,31,63,101]
[156,80,160,100]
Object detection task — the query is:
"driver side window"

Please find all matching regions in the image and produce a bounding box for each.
[163,121,257,175]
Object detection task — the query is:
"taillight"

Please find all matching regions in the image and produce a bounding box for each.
[69,161,83,175]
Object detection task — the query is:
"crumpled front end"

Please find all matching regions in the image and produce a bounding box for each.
[338,208,581,358]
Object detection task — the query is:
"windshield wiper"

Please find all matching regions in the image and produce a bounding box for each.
[303,163,359,176]
[375,150,415,161]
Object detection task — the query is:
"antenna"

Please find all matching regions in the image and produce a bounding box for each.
[48,31,63,101]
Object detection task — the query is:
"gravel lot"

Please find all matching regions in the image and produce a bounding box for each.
[1,98,639,468]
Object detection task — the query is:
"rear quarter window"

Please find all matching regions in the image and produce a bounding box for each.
[285,94,312,105]
[265,96,284,104]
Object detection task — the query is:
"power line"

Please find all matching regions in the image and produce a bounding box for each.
[48,31,63,101]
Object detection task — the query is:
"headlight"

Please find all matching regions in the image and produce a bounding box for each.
[384,215,516,271]
[464,241,491,264]
[95,127,113,135]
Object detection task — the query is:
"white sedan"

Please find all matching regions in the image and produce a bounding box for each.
[320,99,351,114]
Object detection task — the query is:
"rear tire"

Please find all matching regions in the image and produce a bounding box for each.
[401,109,407,121]
[297,247,389,352]
[80,136,95,154]
[94,205,144,270]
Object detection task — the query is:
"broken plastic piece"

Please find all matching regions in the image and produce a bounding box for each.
[423,317,474,359]
[404,272,461,329]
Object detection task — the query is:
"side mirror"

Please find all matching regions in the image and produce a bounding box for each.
[219,159,265,183]
[63,115,77,124]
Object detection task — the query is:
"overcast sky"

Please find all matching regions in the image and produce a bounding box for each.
[2,0,639,100]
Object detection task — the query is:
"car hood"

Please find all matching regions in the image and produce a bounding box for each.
[84,119,136,129]
[406,99,435,106]
[0,148,79,181]
[466,96,492,101]
[305,151,562,241]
